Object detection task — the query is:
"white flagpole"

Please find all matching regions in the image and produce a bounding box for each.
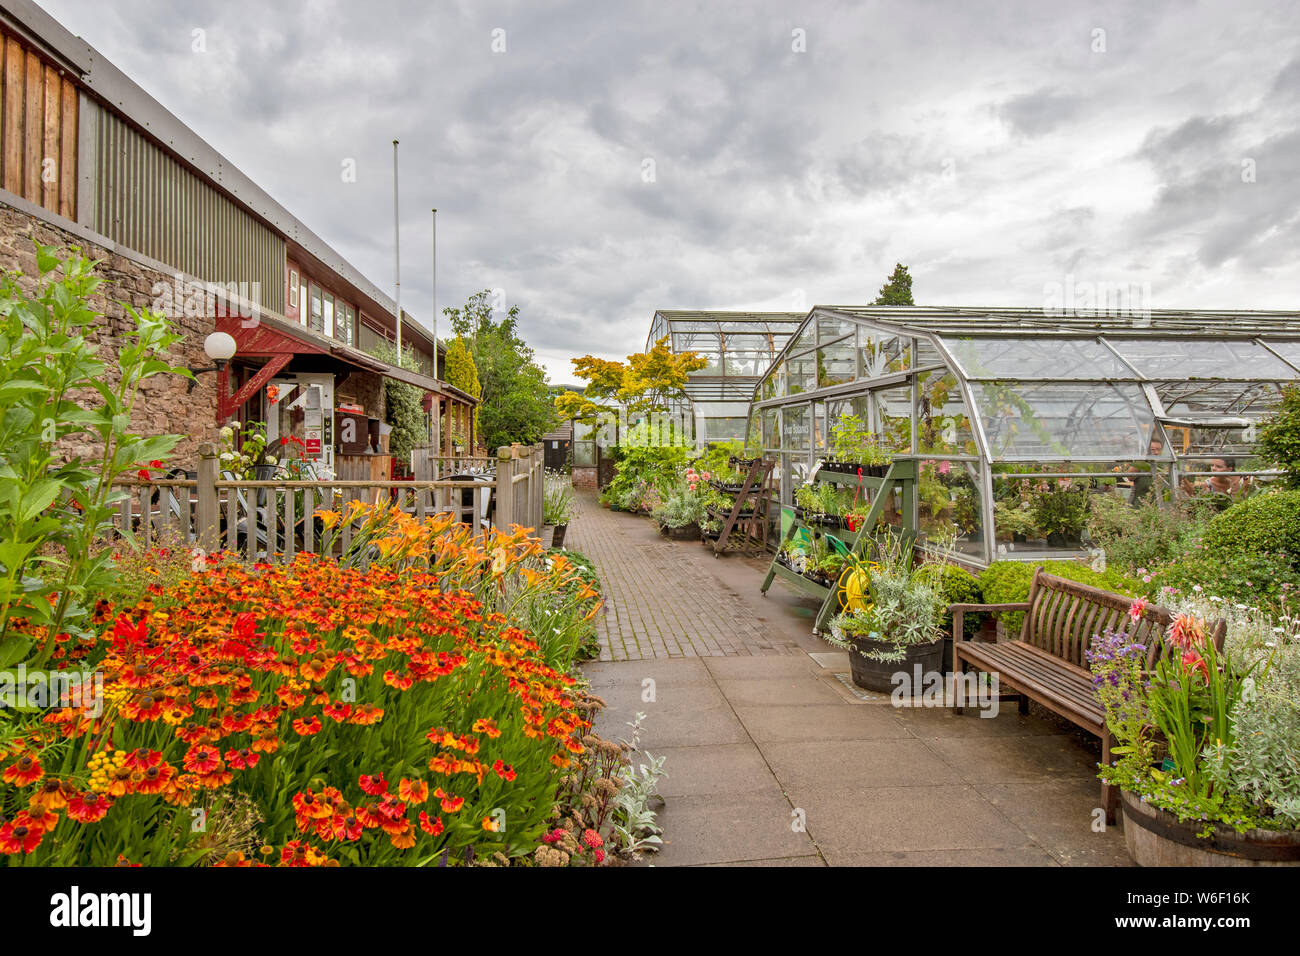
[393,139,402,354]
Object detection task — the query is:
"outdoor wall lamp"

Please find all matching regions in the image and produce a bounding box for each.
[187,332,238,392]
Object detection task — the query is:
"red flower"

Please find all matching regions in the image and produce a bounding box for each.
[292,715,322,736]
[2,754,42,787]
[582,828,604,848]
[359,773,389,796]
[182,746,222,775]
[418,811,444,836]
[66,790,112,823]
[0,813,46,854]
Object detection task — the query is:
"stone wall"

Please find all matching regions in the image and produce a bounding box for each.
[0,202,221,469]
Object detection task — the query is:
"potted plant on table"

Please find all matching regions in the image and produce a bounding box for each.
[825,535,946,692]
[827,414,894,477]
[1089,606,1300,866]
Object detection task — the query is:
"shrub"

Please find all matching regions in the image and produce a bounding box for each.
[915,561,982,638]
[1146,549,1300,609]
[1200,490,1300,566]
[1086,493,1205,573]
[1257,384,1300,489]
[979,560,1143,634]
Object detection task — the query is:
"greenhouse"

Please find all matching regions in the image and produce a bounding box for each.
[747,305,1300,566]
[647,310,805,446]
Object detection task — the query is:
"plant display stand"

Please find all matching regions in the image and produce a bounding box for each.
[760,459,917,634]
[704,457,776,557]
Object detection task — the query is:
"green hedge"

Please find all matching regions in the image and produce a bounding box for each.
[1200,490,1300,566]
[978,561,1143,634]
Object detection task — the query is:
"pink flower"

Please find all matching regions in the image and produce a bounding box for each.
[937,461,951,475]
[1128,598,1147,622]
[594,848,605,863]
[582,828,604,848]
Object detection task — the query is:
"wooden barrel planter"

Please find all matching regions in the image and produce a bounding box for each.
[1121,790,1300,867]
[836,630,944,693]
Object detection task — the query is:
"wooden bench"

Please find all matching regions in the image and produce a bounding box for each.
[949,567,1225,823]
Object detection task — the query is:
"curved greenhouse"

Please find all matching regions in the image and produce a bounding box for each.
[746,305,1300,566]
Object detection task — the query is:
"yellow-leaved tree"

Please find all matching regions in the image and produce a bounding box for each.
[555,336,706,427]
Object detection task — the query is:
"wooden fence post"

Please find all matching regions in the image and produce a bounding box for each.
[494,446,515,531]
[196,442,219,554]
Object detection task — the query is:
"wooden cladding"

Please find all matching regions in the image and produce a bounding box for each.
[0,28,77,219]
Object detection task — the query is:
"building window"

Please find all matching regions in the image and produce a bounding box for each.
[337,302,355,346]
[323,291,335,338]
[288,269,299,308]
[309,285,323,333]
[299,280,308,324]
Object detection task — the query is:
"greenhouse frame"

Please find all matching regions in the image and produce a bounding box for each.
[647,310,805,446]
[745,305,1300,567]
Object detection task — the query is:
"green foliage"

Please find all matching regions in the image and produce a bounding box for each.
[1030,484,1089,539]
[368,339,429,462]
[602,444,687,514]
[1200,490,1300,565]
[1208,647,1300,825]
[916,561,982,638]
[0,245,184,667]
[651,484,707,530]
[1086,493,1204,573]
[873,262,914,306]
[543,470,575,525]
[979,560,1142,634]
[1144,549,1300,608]
[443,337,482,441]
[829,414,890,465]
[1257,384,1300,489]
[443,291,555,449]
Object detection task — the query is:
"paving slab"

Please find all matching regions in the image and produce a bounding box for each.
[733,703,912,743]
[652,744,783,797]
[922,734,1101,784]
[829,846,1060,867]
[647,791,821,867]
[713,677,846,707]
[761,739,958,791]
[788,784,1033,857]
[975,781,1132,866]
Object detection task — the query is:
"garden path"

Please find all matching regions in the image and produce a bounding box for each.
[570,493,1133,867]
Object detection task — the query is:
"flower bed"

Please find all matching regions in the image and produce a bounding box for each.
[0,506,661,867]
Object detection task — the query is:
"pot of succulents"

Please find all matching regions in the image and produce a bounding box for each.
[1089,612,1300,866]
[825,540,945,692]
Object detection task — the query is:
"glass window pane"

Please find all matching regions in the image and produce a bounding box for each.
[943,336,1132,379]
[858,328,908,378]
[816,341,856,387]
[918,459,986,562]
[817,314,857,345]
[1109,339,1297,380]
[309,286,323,333]
[970,382,1156,459]
[783,405,810,450]
[872,385,913,453]
[323,292,334,338]
[789,325,817,356]
[787,355,815,395]
[762,407,781,448]
[918,371,977,455]
[1263,342,1300,373]
[812,401,827,451]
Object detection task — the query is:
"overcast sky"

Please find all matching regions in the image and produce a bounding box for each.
[38,0,1300,382]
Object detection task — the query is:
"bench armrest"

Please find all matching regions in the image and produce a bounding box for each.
[948,602,1030,644]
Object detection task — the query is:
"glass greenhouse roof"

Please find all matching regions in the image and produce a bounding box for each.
[649,310,806,402]
[753,306,1300,462]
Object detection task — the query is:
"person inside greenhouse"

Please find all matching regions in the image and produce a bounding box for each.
[1126,434,1165,504]
[1179,455,1250,501]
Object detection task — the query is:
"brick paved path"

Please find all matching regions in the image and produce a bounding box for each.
[565,491,805,660]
